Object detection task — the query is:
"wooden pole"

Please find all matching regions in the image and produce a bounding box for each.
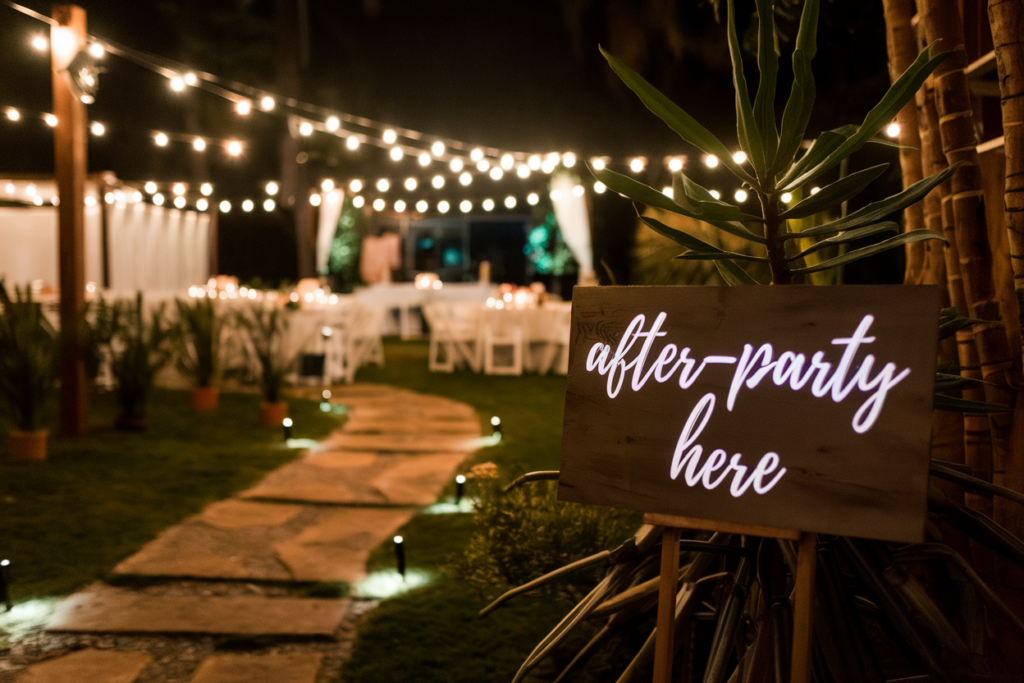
[790,532,817,683]
[52,5,88,438]
[652,526,680,683]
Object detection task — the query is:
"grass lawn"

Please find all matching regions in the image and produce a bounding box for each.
[0,388,340,601]
[342,340,601,683]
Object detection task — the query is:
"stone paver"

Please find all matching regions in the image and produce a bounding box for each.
[342,418,481,435]
[323,432,479,452]
[15,648,152,683]
[199,499,304,529]
[189,652,323,683]
[46,585,349,636]
[114,503,416,582]
[240,451,467,505]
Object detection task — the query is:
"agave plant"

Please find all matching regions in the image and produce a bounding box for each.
[473,1,1024,681]
[237,304,290,405]
[109,293,172,429]
[173,297,223,389]
[0,281,58,432]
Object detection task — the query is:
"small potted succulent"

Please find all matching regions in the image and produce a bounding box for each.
[238,304,291,427]
[0,281,59,461]
[173,297,223,412]
[109,293,172,430]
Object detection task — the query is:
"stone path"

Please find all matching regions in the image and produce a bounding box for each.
[2,384,480,683]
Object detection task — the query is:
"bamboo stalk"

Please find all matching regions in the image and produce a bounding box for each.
[883,0,928,284]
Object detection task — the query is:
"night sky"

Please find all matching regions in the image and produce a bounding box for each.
[0,0,899,284]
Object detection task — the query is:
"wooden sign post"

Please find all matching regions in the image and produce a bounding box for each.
[558,286,939,682]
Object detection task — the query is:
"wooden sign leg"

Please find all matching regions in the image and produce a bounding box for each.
[790,532,817,683]
[653,526,681,683]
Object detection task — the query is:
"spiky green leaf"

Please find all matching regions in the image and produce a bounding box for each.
[934,393,1014,413]
[787,221,899,261]
[773,0,819,175]
[752,0,780,170]
[781,125,857,189]
[715,259,762,285]
[779,163,889,220]
[675,251,769,263]
[727,0,766,175]
[599,46,756,184]
[791,229,945,274]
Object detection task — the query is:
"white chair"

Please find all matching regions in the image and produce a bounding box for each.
[424,302,482,373]
[533,305,573,375]
[341,304,386,383]
[481,309,523,376]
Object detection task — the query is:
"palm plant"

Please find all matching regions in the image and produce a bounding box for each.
[237,304,289,405]
[109,293,172,429]
[0,281,58,432]
[474,1,1024,681]
[173,297,222,389]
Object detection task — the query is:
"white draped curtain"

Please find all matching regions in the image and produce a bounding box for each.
[550,173,596,285]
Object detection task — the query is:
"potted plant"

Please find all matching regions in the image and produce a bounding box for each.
[0,281,58,461]
[79,296,119,392]
[173,297,223,412]
[238,304,290,427]
[109,293,171,431]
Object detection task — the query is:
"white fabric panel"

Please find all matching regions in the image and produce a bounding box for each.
[550,174,594,279]
[316,190,345,273]
[0,207,58,287]
[84,203,104,286]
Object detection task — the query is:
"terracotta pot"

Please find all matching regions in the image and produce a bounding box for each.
[259,401,288,428]
[191,386,220,413]
[8,429,48,462]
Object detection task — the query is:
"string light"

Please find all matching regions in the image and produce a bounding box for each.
[90,122,104,135]
[242,199,254,211]
[735,189,748,202]
[527,192,539,205]
[781,192,793,203]
[489,167,503,180]
[376,179,390,192]
[382,129,397,144]
[350,179,363,192]
[153,193,165,206]
[591,158,606,171]
[415,199,427,212]
[183,72,197,86]
[668,157,683,172]
[310,193,321,206]
[144,182,157,194]
[193,137,205,151]
[432,175,445,189]
[528,155,541,170]
[85,196,97,206]
[260,96,275,111]
[31,35,47,51]
[449,158,463,172]
[709,190,721,200]
[562,152,576,168]
[346,136,359,150]
[810,186,821,195]
[418,152,431,166]
[572,184,585,197]
[432,141,445,156]
[483,198,495,211]
[326,116,340,131]
[550,189,562,201]
[352,196,365,208]
[459,172,471,186]
[476,159,490,172]
[390,147,404,161]
[705,155,719,168]
[438,200,450,213]
[196,198,208,211]
[504,196,516,209]
[6,109,19,121]
[45,114,57,127]
[200,183,213,196]
[322,179,335,192]
[470,148,484,162]
[594,181,606,194]
[235,100,251,115]
[662,186,673,198]
[174,196,186,208]
[33,196,43,206]
[404,177,417,191]
[500,154,514,170]
[299,121,313,136]
[541,158,556,173]
[132,191,142,202]
[219,200,231,212]
[732,151,747,164]
[629,158,644,173]
[395,199,406,212]
[516,165,529,178]
[170,76,185,92]
[266,181,279,195]
[155,132,168,146]
[227,140,242,155]
[460,199,472,213]
[263,198,275,211]
[886,122,901,138]
[173,183,185,195]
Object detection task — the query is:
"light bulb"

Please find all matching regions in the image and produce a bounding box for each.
[573,185,585,197]
[419,152,431,166]
[527,192,539,205]
[260,96,275,111]
[432,175,445,189]
[173,183,185,196]
[6,109,20,122]
[170,76,185,92]
[200,183,213,196]
[132,191,142,202]
[460,199,472,213]
[541,159,556,173]
[594,181,606,194]
[350,180,363,192]
[395,199,406,212]
[85,196,97,206]
[591,158,606,171]
[266,181,279,195]
[459,172,472,186]
[377,179,390,192]
[489,167,503,180]
[153,193,165,206]
[550,189,562,201]
[483,198,495,211]
[353,196,365,208]
[432,141,446,156]
[390,147,404,161]
[781,192,793,204]
[346,136,360,150]
[184,72,197,86]
[263,198,275,211]
[886,122,901,138]
[476,159,490,172]
[528,155,541,170]
[32,35,48,51]
[45,114,57,127]
[236,100,251,115]
[501,154,515,170]
[196,198,208,211]
[174,196,186,209]
[504,196,516,209]
[732,151,747,164]
[155,132,169,147]
[668,157,683,172]
[470,148,484,162]
[88,42,104,58]
[516,165,530,178]
[438,200,450,213]
[145,182,158,194]
[705,155,719,168]
[310,193,322,206]
[449,158,464,172]
[662,186,674,199]
[322,179,335,192]
[562,152,576,167]
[404,177,417,191]
[382,129,397,144]
[242,199,254,212]
[193,138,206,151]
[299,121,313,136]
[629,158,644,173]
[810,186,821,195]
[709,190,721,200]
[416,200,428,212]
[227,140,242,156]
[90,122,104,136]
[734,189,748,202]
[326,116,340,132]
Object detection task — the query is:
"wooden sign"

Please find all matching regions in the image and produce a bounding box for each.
[558,285,939,544]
